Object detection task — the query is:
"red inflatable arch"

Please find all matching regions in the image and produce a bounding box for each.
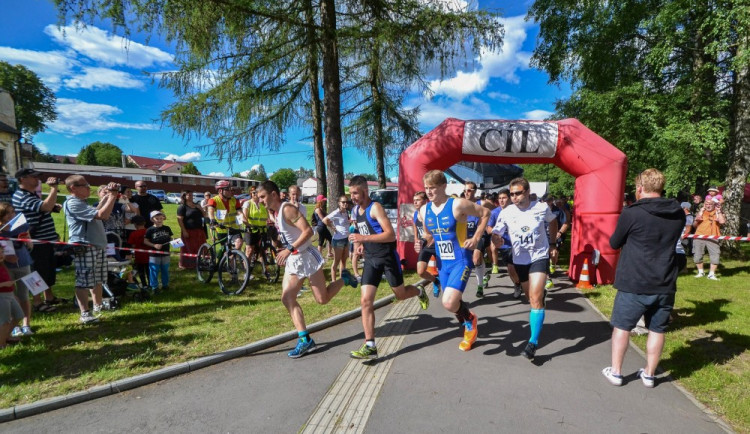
[396,118,627,284]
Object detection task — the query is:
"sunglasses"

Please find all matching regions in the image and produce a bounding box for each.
[74,183,90,188]
[509,190,525,197]
[465,189,475,192]
[136,185,147,188]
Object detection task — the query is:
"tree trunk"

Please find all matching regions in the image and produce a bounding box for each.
[304,0,326,197]
[320,0,344,211]
[369,50,387,189]
[723,35,750,253]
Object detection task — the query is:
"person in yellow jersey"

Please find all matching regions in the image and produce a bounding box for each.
[242,186,270,277]
[207,180,243,249]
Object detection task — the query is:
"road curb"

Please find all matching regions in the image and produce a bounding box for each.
[2,293,397,423]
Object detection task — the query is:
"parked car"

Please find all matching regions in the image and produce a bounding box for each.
[148,189,167,202]
[369,189,398,231]
[192,192,204,204]
[166,192,182,204]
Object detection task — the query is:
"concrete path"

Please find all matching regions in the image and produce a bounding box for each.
[2,272,732,433]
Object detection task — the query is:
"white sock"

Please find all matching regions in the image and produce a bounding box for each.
[475,263,485,284]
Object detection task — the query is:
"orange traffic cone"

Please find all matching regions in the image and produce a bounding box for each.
[427,255,439,276]
[576,258,594,290]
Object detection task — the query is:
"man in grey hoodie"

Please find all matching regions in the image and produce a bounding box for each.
[602,168,685,388]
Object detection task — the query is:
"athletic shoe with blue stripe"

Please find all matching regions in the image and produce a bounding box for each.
[288,338,317,358]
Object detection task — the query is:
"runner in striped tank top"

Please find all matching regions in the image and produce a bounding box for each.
[258,181,357,359]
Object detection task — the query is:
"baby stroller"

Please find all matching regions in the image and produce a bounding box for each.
[105,232,150,303]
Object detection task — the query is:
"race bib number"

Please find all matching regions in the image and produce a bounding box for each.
[216,210,227,220]
[357,222,371,236]
[436,240,455,260]
[516,232,535,247]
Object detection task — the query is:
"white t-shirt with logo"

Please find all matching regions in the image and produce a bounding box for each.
[492,201,556,265]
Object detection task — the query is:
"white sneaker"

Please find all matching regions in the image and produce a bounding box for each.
[11,326,23,338]
[93,304,103,314]
[695,272,705,278]
[21,326,34,336]
[602,367,623,386]
[79,311,100,324]
[707,274,719,281]
[637,368,656,388]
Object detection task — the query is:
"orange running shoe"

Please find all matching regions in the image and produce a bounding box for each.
[458,311,478,351]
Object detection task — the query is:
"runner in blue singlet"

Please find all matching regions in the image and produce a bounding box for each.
[420,170,489,352]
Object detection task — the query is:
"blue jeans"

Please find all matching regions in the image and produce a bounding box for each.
[149,256,170,288]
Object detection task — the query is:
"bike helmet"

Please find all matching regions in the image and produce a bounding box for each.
[215,179,231,190]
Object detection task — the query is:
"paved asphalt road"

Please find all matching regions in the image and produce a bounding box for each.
[2,272,732,433]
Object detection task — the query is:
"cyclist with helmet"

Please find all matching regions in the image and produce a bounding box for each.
[207,180,243,249]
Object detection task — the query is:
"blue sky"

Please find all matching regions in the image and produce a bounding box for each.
[0,0,569,179]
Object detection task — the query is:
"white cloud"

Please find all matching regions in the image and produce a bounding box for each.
[63,66,144,90]
[250,164,263,171]
[0,46,76,91]
[239,170,251,177]
[45,24,173,68]
[49,98,158,135]
[487,91,515,102]
[414,96,498,126]
[207,171,225,177]
[164,152,201,162]
[524,109,554,120]
[428,15,533,99]
[35,142,49,153]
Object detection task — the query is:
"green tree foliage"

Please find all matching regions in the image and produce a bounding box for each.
[30,145,57,163]
[528,0,749,241]
[77,141,125,167]
[246,165,268,182]
[340,1,503,188]
[519,164,575,198]
[270,168,298,191]
[180,162,201,175]
[0,61,57,140]
[296,167,315,179]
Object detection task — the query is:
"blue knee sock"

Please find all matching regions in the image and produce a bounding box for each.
[529,308,545,345]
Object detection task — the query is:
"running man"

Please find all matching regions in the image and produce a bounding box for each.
[258,181,357,358]
[490,189,522,298]
[492,178,557,360]
[412,191,440,297]
[463,182,491,297]
[348,176,430,359]
[420,171,490,351]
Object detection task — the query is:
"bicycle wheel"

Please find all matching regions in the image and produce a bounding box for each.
[218,249,250,295]
[264,246,280,283]
[196,243,215,283]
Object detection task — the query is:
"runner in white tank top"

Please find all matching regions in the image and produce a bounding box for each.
[258,181,357,359]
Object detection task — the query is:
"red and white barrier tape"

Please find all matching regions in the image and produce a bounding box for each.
[0,236,199,257]
[685,235,750,241]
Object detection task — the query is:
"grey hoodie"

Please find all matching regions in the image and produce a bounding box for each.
[610,197,686,294]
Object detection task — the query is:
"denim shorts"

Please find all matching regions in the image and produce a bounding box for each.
[611,291,675,333]
[331,237,349,249]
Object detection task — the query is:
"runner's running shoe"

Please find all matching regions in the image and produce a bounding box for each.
[522,341,537,360]
[476,285,484,298]
[545,279,554,290]
[416,284,429,310]
[491,265,499,274]
[459,311,478,351]
[341,269,358,288]
[513,284,522,299]
[482,273,491,287]
[350,343,378,359]
[432,277,441,298]
[288,338,317,358]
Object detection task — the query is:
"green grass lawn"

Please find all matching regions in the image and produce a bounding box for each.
[1,201,408,408]
[582,246,749,433]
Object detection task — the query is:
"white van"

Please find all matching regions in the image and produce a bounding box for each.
[369,189,398,231]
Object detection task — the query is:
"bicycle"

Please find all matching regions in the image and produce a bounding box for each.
[196,225,250,295]
[246,226,280,284]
